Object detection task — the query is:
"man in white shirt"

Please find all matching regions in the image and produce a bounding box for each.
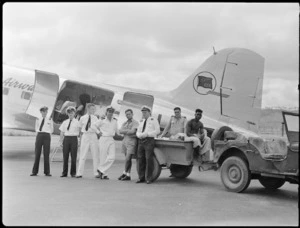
[76,103,99,178]
[92,106,118,180]
[30,106,53,176]
[59,106,81,177]
[136,105,160,184]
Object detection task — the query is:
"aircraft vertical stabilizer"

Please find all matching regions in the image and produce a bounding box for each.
[169,48,265,132]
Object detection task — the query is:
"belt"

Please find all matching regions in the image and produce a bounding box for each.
[38,132,50,134]
[65,135,78,137]
[83,132,97,134]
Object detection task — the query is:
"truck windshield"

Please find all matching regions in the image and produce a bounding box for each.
[285,114,299,132]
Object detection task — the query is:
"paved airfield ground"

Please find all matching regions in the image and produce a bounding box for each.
[3,136,299,226]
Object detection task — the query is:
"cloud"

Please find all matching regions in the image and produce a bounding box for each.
[3,3,299,108]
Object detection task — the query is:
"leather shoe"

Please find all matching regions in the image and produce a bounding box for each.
[30,173,37,176]
[60,175,67,177]
[102,175,109,180]
[146,180,152,184]
[71,175,76,178]
[76,176,82,178]
[169,174,174,178]
[45,174,52,177]
[136,179,145,183]
[118,173,126,180]
[96,170,103,179]
[121,176,131,181]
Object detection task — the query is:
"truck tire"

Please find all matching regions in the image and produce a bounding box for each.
[211,126,233,150]
[220,156,251,193]
[170,164,193,179]
[258,177,285,190]
[150,156,162,182]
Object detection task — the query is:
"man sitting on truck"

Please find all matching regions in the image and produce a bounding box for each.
[158,107,187,140]
[185,109,213,162]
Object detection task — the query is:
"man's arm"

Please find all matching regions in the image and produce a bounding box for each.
[50,119,54,134]
[159,118,171,137]
[59,131,64,146]
[186,120,193,137]
[147,119,161,138]
[35,118,39,132]
[119,122,128,135]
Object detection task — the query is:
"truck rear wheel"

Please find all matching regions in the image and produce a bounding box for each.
[258,177,285,190]
[220,156,251,193]
[150,156,162,182]
[170,164,193,179]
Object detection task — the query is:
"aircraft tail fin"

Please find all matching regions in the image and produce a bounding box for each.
[170,48,265,132]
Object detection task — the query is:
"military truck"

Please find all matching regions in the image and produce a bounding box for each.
[149,111,299,193]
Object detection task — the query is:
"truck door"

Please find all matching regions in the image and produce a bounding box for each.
[117,92,154,126]
[25,70,60,118]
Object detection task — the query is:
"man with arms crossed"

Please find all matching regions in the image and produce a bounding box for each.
[92,106,119,180]
[118,109,139,181]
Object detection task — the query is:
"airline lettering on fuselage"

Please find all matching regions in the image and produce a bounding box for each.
[3,77,34,91]
[193,71,217,95]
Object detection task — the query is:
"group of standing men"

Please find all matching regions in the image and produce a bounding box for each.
[30,103,212,184]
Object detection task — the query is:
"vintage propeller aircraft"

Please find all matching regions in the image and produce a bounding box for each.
[3,47,264,142]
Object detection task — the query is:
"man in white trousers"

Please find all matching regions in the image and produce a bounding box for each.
[76,103,99,178]
[92,106,118,180]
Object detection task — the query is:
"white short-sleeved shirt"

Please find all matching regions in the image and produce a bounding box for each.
[59,118,80,136]
[35,117,53,134]
[136,117,160,139]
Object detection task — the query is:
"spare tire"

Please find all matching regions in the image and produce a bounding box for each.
[211,126,233,150]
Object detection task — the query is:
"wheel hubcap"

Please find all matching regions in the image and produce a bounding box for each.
[228,166,241,183]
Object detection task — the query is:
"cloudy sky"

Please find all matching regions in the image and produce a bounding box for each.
[3,3,299,108]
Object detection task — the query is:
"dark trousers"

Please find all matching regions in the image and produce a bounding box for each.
[137,137,155,181]
[32,132,51,175]
[62,136,78,176]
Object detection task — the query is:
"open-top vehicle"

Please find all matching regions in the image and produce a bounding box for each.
[149,111,299,193]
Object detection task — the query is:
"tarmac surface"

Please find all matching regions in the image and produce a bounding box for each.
[2,136,299,226]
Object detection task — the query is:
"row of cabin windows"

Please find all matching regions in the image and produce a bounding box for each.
[3,87,31,100]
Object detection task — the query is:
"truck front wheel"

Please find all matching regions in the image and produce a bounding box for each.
[220,156,251,193]
[170,164,193,178]
[258,177,285,190]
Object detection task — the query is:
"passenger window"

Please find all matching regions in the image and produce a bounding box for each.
[3,87,9,95]
[21,91,32,100]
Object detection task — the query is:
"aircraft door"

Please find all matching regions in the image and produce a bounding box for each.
[25,70,60,118]
[118,92,154,126]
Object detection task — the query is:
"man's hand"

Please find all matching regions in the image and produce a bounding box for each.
[59,140,63,147]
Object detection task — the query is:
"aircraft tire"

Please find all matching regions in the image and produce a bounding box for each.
[220,156,251,193]
[258,177,285,190]
[170,164,193,179]
[210,126,233,150]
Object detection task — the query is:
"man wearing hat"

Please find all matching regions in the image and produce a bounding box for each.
[136,105,160,184]
[92,105,119,180]
[76,103,99,178]
[30,106,53,176]
[59,106,81,177]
